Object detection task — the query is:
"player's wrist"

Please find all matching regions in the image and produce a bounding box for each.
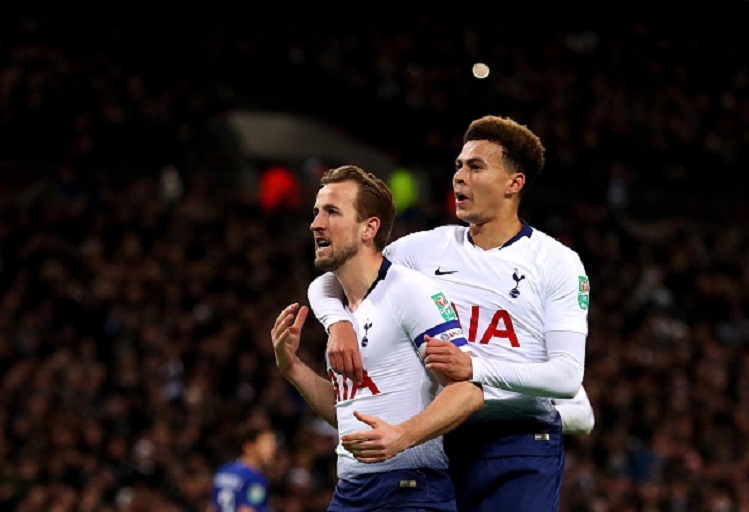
[393,424,414,452]
[328,319,353,332]
[276,355,300,378]
[468,356,482,384]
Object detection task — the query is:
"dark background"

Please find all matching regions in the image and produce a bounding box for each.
[1,12,749,511]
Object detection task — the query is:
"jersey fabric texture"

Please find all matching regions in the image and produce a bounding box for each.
[383,223,588,427]
[210,460,269,512]
[382,222,589,512]
[330,258,469,481]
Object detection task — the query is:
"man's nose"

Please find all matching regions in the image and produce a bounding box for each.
[310,215,322,232]
[453,166,467,184]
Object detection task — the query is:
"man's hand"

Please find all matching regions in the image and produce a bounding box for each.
[340,411,409,463]
[423,335,473,382]
[270,303,308,376]
[327,321,363,384]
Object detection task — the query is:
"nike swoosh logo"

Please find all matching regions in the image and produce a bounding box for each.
[435,267,458,275]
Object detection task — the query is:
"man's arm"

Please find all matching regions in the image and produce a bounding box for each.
[271,303,337,427]
[341,380,484,463]
[308,273,363,383]
[307,272,348,328]
[553,385,595,434]
[341,266,483,464]
[306,230,431,383]
[423,330,585,398]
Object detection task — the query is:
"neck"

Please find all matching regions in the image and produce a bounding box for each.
[468,213,522,250]
[335,249,383,312]
[241,454,259,471]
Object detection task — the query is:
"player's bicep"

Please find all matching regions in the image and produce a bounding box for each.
[413,320,467,359]
[389,276,467,356]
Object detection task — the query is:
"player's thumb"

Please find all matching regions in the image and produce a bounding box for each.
[353,410,379,428]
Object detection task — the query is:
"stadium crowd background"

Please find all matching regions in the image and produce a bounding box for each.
[1,13,749,511]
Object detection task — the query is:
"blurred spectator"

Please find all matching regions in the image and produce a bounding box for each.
[1,14,748,511]
[207,423,277,512]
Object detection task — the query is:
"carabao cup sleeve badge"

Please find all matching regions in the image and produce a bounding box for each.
[431,292,457,322]
[578,276,590,310]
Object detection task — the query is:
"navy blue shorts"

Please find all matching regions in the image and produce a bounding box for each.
[328,468,456,511]
[444,419,565,511]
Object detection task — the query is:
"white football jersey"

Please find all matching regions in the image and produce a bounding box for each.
[383,223,589,423]
[329,259,469,479]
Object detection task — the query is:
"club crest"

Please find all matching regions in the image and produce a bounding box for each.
[510,269,525,298]
[362,320,372,347]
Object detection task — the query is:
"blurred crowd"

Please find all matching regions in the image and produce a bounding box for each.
[2,14,749,511]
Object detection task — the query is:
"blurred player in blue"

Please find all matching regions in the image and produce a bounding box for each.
[207,424,277,512]
[308,115,592,511]
[271,165,484,511]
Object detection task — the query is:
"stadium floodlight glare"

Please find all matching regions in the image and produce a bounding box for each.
[472,62,490,79]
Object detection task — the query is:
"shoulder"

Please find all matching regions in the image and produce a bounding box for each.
[526,228,588,290]
[383,263,442,304]
[383,263,455,326]
[390,224,465,247]
[529,227,585,265]
[386,262,438,287]
[213,462,244,485]
[215,461,237,474]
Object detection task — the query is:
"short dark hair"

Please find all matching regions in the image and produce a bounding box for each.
[464,115,545,193]
[320,165,396,251]
[237,424,268,445]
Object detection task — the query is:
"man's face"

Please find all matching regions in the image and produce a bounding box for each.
[453,139,518,225]
[255,431,278,467]
[310,181,362,272]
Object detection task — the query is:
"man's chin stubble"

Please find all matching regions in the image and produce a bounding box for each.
[313,245,357,273]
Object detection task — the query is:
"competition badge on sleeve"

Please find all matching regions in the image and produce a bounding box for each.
[431,292,457,322]
[578,276,590,310]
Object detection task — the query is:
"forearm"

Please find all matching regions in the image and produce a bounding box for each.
[472,330,586,398]
[471,353,583,398]
[555,400,595,434]
[284,361,338,427]
[307,272,348,330]
[554,387,595,434]
[400,381,483,449]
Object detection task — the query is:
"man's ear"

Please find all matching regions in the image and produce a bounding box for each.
[507,173,526,195]
[361,217,381,243]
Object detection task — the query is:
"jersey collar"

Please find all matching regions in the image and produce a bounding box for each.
[343,257,392,307]
[364,257,392,299]
[466,220,533,250]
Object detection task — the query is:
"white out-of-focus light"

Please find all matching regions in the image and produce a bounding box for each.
[472,62,490,79]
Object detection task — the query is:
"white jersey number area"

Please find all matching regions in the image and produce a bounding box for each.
[327,260,469,479]
[383,224,588,368]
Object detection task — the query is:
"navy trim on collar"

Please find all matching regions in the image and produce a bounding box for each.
[364,257,392,300]
[467,220,533,250]
[343,257,392,307]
